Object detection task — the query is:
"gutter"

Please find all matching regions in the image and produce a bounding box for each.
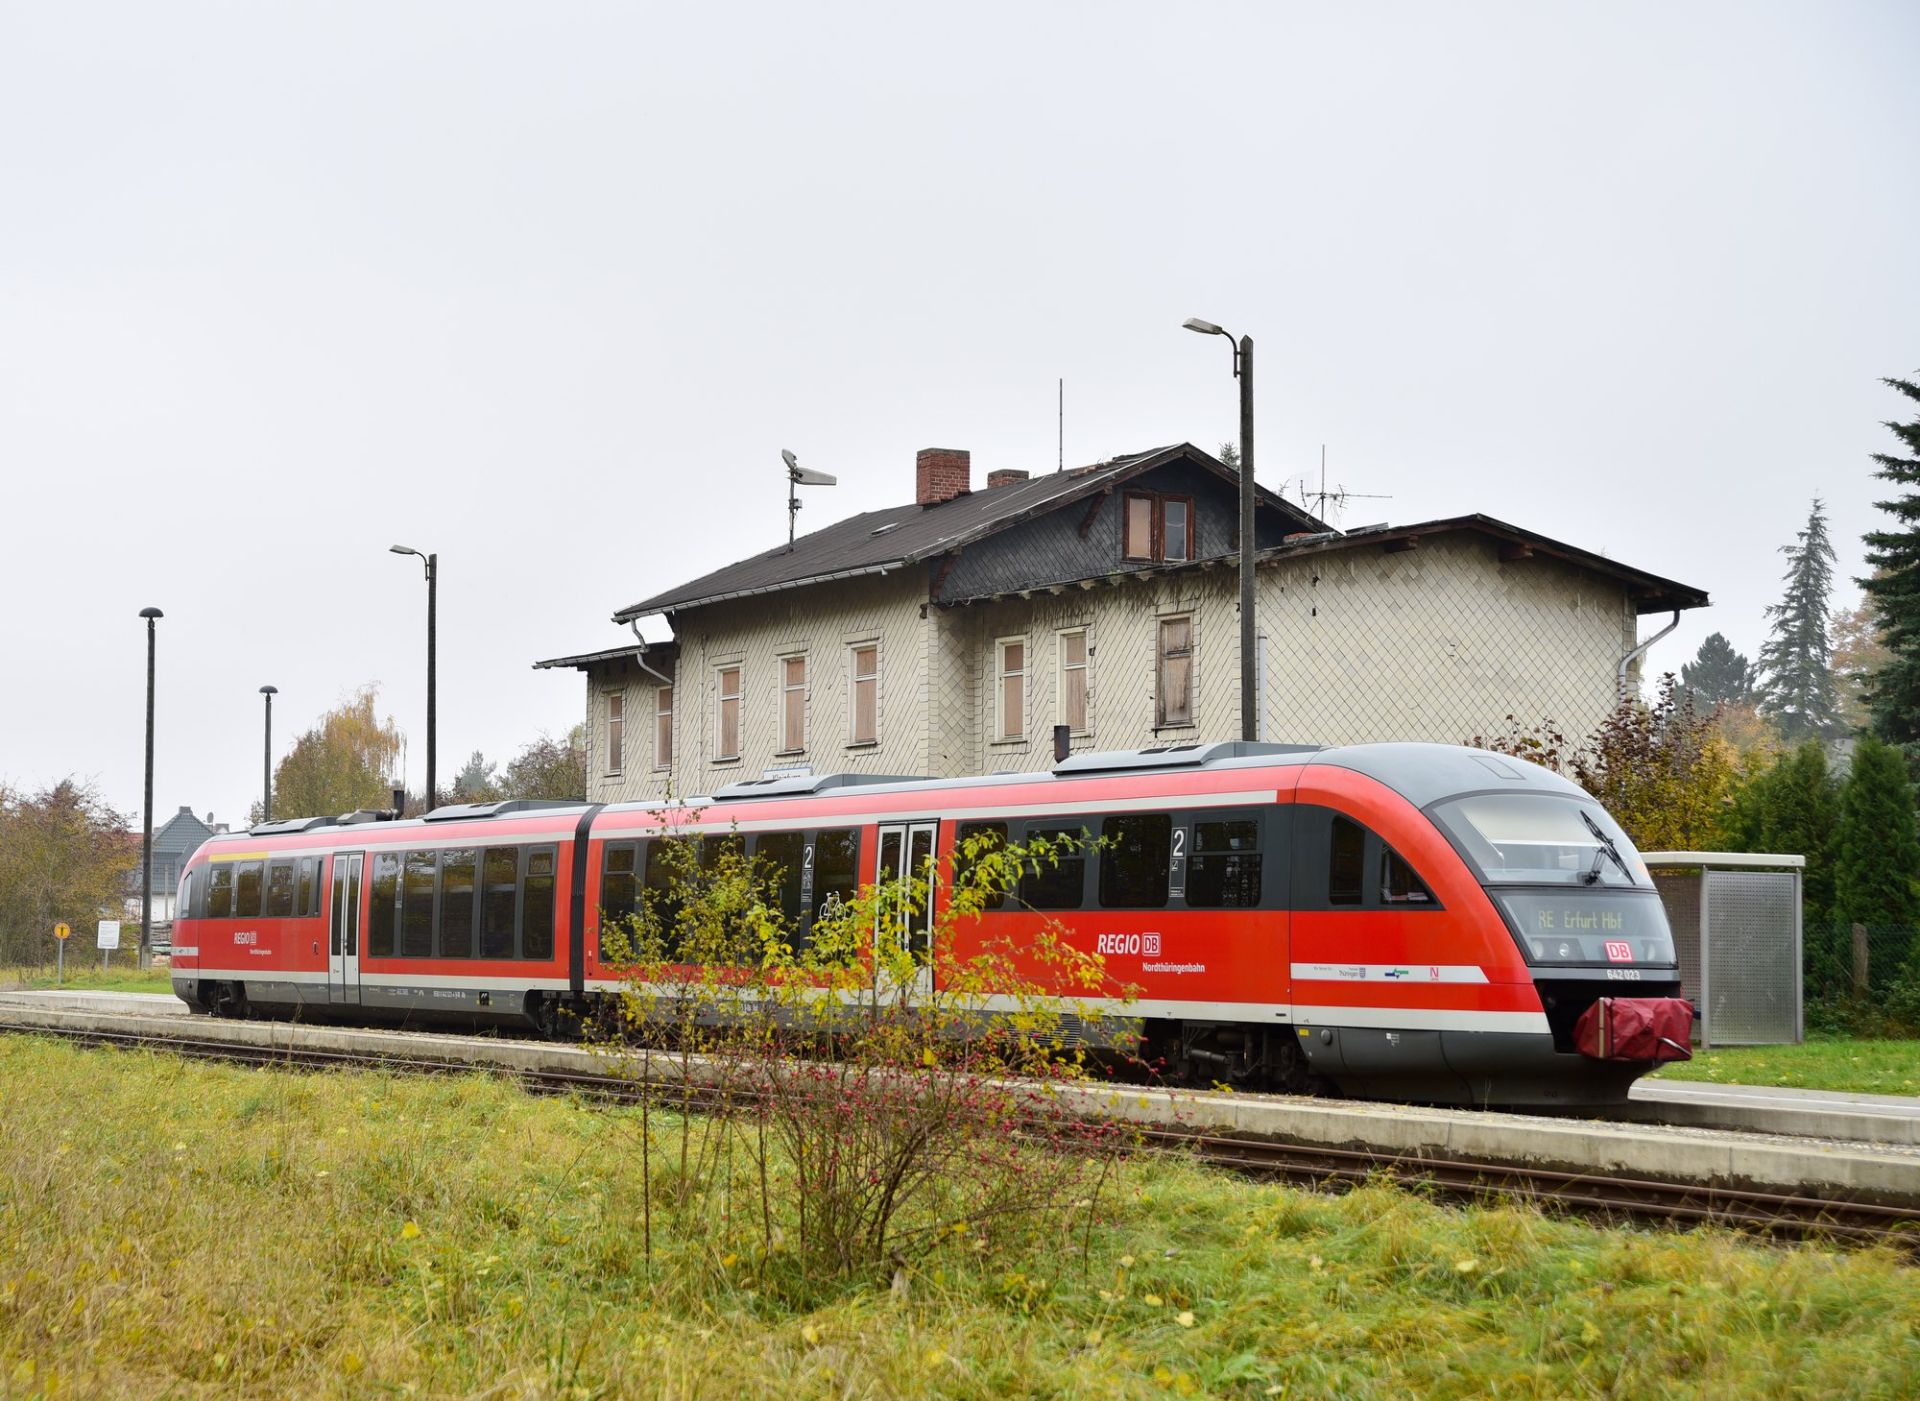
[1617,609,1681,698]
[628,621,675,689]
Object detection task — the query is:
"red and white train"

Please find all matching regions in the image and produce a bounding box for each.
[170,741,1691,1106]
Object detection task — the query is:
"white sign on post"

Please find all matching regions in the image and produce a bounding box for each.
[96,920,121,950]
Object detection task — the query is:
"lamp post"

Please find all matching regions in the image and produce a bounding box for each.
[389,545,437,808]
[259,685,278,821]
[138,607,163,964]
[1183,317,1257,742]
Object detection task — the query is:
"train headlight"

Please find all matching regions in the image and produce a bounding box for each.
[1531,940,1547,960]
[1555,941,1575,960]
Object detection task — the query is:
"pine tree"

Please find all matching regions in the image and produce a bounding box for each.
[1679,632,1758,710]
[1723,740,1840,930]
[451,750,500,803]
[1861,377,1920,747]
[1757,499,1842,742]
[1836,734,1920,934]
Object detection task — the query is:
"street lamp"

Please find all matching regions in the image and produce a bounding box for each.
[259,685,278,821]
[1183,316,1257,742]
[138,607,163,963]
[389,545,438,808]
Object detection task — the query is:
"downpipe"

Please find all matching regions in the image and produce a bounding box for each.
[1617,609,1681,698]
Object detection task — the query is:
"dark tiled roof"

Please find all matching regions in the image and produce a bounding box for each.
[937,513,1708,615]
[532,641,680,672]
[613,444,1322,621]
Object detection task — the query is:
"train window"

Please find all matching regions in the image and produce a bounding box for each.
[401,851,436,957]
[1380,848,1435,905]
[233,860,265,918]
[700,833,744,870]
[1329,818,1365,906]
[368,853,401,956]
[1099,815,1171,908]
[1019,825,1087,910]
[265,860,296,917]
[481,847,518,958]
[956,822,1010,910]
[440,847,477,957]
[296,858,317,917]
[601,842,639,935]
[1188,819,1264,908]
[207,864,232,919]
[523,848,557,960]
[642,841,685,955]
[753,832,808,933]
[812,829,861,932]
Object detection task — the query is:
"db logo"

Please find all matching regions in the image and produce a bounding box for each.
[1143,933,1162,956]
[1604,941,1633,963]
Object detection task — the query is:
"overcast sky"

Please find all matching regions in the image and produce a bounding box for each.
[3,1,1916,829]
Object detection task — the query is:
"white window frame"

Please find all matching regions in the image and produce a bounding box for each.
[1155,614,1195,730]
[653,684,674,771]
[778,653,808,755]
[848,642,880,747]
[604,689,626,775]
[994,635,1029,743]
[714,664,743,763]
[1057,627,1091,737]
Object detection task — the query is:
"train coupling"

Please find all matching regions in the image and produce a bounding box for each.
[1573,996,1695,1063]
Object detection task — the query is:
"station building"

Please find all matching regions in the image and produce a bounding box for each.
[536,444,1707,804]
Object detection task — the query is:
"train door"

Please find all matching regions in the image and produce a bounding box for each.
[328,852,364,1005]
[874,822,938,985]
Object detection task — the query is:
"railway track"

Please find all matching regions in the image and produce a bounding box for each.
[13,1016,1920,1255]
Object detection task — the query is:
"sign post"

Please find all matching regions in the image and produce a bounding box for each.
[53,922,70,985]
[96,919,121,974]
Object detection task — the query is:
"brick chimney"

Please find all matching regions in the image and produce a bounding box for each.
[986,469,1029,489]
[916,448,971,506]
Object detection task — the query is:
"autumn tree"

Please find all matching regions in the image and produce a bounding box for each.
[498,725,587,801]
[1862,377,1920,748]
[268,686,404,820]
[1569,675,1736,851]
[1757,499,1843,742]
[0,779,135,965]
[1831,594,1890,735]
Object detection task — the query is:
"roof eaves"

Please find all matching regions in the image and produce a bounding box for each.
[1257,515,1710,612]
[614,558,913,622]
[532,642,678,672]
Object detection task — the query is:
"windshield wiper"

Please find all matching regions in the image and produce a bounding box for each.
[1580,809,1631,884]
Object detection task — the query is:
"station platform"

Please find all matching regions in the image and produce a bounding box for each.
[0,997,1915,1207]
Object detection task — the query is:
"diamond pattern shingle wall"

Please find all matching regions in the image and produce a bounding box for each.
[583,532,1649,800]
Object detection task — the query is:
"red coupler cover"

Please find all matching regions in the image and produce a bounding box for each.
[1573,997,1694,1063]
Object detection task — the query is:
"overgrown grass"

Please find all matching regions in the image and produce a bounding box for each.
[0,962,177,997]
[1653,1036,1920,1097]
[2,1036,1918,1398]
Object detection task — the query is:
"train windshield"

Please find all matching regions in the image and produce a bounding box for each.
[1430,792,1652,889]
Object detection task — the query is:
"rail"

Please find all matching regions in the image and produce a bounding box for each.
[6,1016,1917,1256]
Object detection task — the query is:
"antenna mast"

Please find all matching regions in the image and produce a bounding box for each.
[1058,377,1063,472]
[782,448,838,549]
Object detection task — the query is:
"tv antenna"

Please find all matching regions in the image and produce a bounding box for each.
[783,448,837,548]
[1298,445,1389,528]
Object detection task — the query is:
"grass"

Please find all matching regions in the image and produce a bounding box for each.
[1,1039,1918,1397]
[1653,1036,1920,1098]
[0,958,178,997]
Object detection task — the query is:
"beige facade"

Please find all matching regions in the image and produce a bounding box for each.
[576,532,1645,805]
